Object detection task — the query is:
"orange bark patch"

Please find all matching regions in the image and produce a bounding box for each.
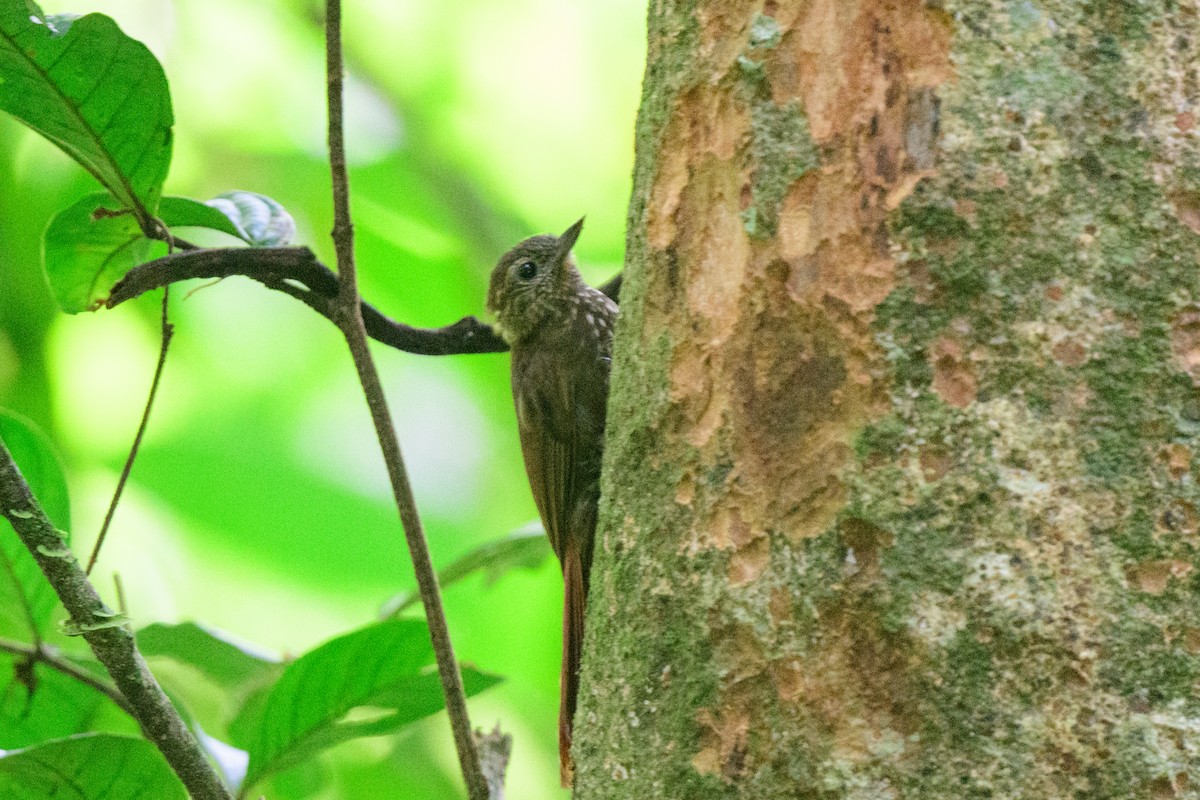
[648,87,751,252]
[931,336,977,408]
[770,658,804,702]
[728,536,770,586]
[1160,443,1192,481]
[697,0,759,68]
[676,472,697,505]
[786,610,916,762]
[678,158,751,345]
[1051,337,1089,367]
[692,699,751,782]
[1127,559,1195,595]
[1170,306,1200,384]
[769,586,794,625]
[919,448,954,481]
[765,1,952,140]
[1160,499,1200,542]
[1171,191,1200,235]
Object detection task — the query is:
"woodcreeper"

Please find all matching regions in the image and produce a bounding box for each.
[487,218,617,787]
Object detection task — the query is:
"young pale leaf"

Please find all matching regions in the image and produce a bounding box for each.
[381,524,551,617]
[159,192,295,246]
[43,192,160,313]
[205,191,296,247]
[0,4,173,225]
[0,733,186,799]
[0,411,68,642]
[229,619,500,793]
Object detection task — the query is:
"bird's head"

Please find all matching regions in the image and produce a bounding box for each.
[486,218,585,344]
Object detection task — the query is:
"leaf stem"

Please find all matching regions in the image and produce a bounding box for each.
[85,286,174,575]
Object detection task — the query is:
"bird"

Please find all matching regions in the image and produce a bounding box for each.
[486,218,617,787]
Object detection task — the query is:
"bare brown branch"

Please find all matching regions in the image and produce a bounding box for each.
[107,247,510,355]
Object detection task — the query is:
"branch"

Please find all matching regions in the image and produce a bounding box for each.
[87,287,174,574]
[106,247,510,356]
[0,443,232,800]
[323,3,490,800]
[0,635,134,717]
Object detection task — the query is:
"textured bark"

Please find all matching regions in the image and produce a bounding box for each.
[576,1,1200,798]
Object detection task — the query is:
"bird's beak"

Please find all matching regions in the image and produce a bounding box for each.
[555,217,585,263]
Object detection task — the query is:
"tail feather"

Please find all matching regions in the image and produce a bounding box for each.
[559,544,587,788]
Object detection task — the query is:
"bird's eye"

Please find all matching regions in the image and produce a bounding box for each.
[517,261,537,280]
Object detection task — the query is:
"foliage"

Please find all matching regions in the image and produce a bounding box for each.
[0,0,643,796]
[0,733,187,799]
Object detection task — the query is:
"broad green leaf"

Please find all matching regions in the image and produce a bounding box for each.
[381,524,551,617]
[43,191,160,312]
[138,622,278,691]
[0,411,68,641]
[205,191,296,246]
[229,619,500,792]
[138,622,281,741]
[159,192,295,246]
[0,653,135,750]
[0,4,173,225]
[0,733,186,799]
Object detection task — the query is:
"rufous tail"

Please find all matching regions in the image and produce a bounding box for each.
[559,544,587,788]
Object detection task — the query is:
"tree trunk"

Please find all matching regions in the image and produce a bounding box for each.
[576,1,1200,797]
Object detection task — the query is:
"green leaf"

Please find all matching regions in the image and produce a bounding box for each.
[138,621,278,691]
[381,524,551,617]
[42,191,160,313]
[205,191,296,246]
[0,653,135,750]
[0,733,186,799]
[0,4,173,225]
[230,619,500,793]
[137,622,282,742]
[0,411,68,641]
[157,197,244,241]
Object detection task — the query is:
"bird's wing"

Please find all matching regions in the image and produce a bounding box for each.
[513,347,577,562]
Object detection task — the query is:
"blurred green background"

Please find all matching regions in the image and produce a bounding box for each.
[0,0,645,796]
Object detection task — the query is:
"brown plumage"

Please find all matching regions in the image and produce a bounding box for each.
[486,218,617,787]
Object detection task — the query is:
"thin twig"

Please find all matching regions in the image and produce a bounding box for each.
[0,635,135,716]
[86,287,174,575]
[0,443,233,800]
[323,3,489,799]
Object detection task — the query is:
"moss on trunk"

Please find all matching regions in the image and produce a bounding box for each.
[575,2,1200,798]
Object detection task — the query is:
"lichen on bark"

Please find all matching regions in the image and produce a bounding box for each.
[576,1,1200,798]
